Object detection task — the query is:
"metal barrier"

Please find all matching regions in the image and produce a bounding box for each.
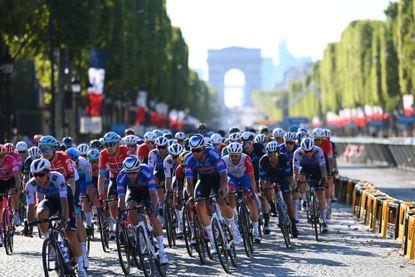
[332,137,415,171]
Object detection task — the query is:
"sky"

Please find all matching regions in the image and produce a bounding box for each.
[166,0,393,81]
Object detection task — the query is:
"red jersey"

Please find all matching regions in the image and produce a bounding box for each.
[11,152,23,171]
[50,151,76,181]
[320,139,333,158]
[138,143,151,164]
[175,164,185,185]
[99,145,129,179]
[91,163,99,177]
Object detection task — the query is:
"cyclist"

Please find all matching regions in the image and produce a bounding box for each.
[221,132,241,157]
[16,141,29,162]
[138,131,157,164]
[124,135,139,157]
[89,139,103,151]
[174,131,186,146]
[210,133,226,155]
[0,144,21,246]
[255,134,268,148]
[185,135,242,254]
[25,158,87,276]
[61,137,74,151]
[293,138,329,233]
[86,148,100,199]
[117,156,169,264]
[4,143,23,225]
[272,128,286,144]
[98,131,129,238]
[223,142,261,243]
[259,141,299,237]
[325,129,338,201]
[33,134,43,146]
[77,144,90,159]
[124,128,135,136]
[163,143,184,235]
[23,146,42,184]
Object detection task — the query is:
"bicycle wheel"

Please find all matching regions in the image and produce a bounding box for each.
[222,221,237,267]
[238,205,251,257]
[277,203,291,248]
[97,208,110,252]
[182,206,193,257]
[3,211,13,255]
[310,194,319,242]
[193,215,207,264]
[42,238,65,277]
[243,204,254,254]
[136,225,153,277]
[164,203,176,248]
[211,218,230,273]
[115,222,131,275]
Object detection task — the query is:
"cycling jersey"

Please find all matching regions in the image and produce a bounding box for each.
[99,145,129,178]
[330,141,337,158]
[278,143,299,164]
[0,155,19,181]
[243,142,266,181]
[22,156,33,176]
[221,146,229,157]
[26,172,67,205]
[163,154,179,179]
[319,139,333,158]
[137,143,151,164]
[76,156,93,194]
[50,151,76,181]
[293,146,326,172]
[185,147,226,178]
[259,153,291,193]
[222,154,254,178]
[148,149,167,182]
[11,152,23,171]
[116,165,156,196]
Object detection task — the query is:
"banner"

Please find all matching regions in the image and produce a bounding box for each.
[86,49,106,116]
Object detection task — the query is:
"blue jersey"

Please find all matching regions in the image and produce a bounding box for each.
[116,165,157,196]
[244,142,266,181]
[76,157,93,187]
[278,143,299,164]
[185,147,226,178]
[259,153,291,186]
[25,172,68,205]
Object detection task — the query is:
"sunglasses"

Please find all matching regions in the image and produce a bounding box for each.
[89,160,99,164]
[191,148,203,153]
[286,141,295,145]
[243,141,252,145]
[105,142,117,148]
[40,147,53,153]
[127,144,136,148]
[33,172,47,178]
[126,171,138,175]
[230,154,241,159]
[157,145,167,150]
[305,150,313,154]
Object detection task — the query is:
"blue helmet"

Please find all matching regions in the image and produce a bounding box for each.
[103,131,121,144]
[66,147,80,162]
[123,156,140,172]
[38,135,58,148]
[87,148,100,160]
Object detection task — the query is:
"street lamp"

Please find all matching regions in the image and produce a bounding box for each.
[1,49,14,142]
[71,76,81,140]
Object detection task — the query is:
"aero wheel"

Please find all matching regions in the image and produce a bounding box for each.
[238,205,251,257]
[211,218,230,273]
[193,216,207,264]
[277,204,291,248]
[115,222,130,275]
[182,206,193,257]
[42,238,65,277]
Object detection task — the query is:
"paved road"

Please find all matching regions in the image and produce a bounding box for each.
[1,202,414,276]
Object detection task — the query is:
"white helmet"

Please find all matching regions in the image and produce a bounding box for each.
[266,141,279,153]
[210,133,223,145]
[229,132,241,142]
[312,128,325,139]
[300,138,314,151]
[77,143,90,156]
[28,146,42,159]
[123,156,140,172]
[272,128,286,138]
[227,142,243,154]
[124,135,138,145]
[143,131,156,142]
[168,143,184,156]
[30,158,51,173]
[204,137,211,145]
[283,132,297,142]
[323,129,331,138]
[155,136,168,147]
[255,134,268,144]
[175,132,186,141]
[16,141,28,152]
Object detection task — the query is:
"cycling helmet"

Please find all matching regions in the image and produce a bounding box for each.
[143,131,156,142]
[289,125,299,132]
[179,151,190,165]
[272,128,285,138]
[16,141,28,152]
[66,147,80,162]
[124,135,138,145]
[283,132,297,142]
[62,137,74,148]
[153,129,163,138]
[210,133,223,145]
[241,131,255,142]
[168,143,184,156]
[168,139,176,146]
[38,135,58,147]
[175,131,186,141]
[28,146,42,159]
[259,125,270,135]
[103,131,121,144]
[297,127,308,134]
[300,138,314,151]
[30,158,51,173]
[227,142,243,154]
[229,127,240,134]
[4,143,15,153]
[188,135,205,148]
[136,137,144,145]
[229,132,241,142]
[254,134,268,144]
[324,129,331,138]
[311,128,325,139]
[77,143,90,156]
[197,123,207,131]
[124,128,135,136]
[155,136,168,147]
[33,134,43,145]
[162,129,173,138]
[87,148,100,160]
[0,145,6,154]
[204,137,211,146]
[123,156,140,172]
[266,141,279,153]
[90,139,102,149]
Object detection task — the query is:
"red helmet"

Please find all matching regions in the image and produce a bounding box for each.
[33,134,43,145]
[125,128,135,136]
[0,145,6,154]
[4,143,15,153]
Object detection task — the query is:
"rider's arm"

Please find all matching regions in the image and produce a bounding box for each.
[59,197,69,221]
[163,157,173,191]
[245,156,257,193]
[25,181,37,223]
[184,156,194,196]
[317,148,328,184]
[97,151,107,198]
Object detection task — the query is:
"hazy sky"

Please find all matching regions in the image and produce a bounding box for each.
[166,0,393,80]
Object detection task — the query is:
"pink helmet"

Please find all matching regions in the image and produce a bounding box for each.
[3,143,15,153]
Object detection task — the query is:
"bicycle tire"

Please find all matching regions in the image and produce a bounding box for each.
[311,194,319,242]
[211,218,230,273]
[164,203,175,248]
[243,203,254,254]
[3,211,13,255]
[97,208,109,252]
[238,204,251,257]
[42,238,65,277]
[276,203,291,248]
[115,222,131,275]
[222,221,237,267]
[193,215,207,264]
[182,206,193,257]
[136,225,153,277]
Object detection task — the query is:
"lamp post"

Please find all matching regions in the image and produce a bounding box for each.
[0,49,14,142]
[71,76,81,141]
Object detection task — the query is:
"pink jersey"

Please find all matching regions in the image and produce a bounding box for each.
[222,153,254,178]
[11,152,23,170]
[0,155,19,181]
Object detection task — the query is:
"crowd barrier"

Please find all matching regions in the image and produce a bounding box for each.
[335,176,415,260]
[332,137,415,171]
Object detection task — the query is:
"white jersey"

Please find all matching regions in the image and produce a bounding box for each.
[163,154,178,178]
[222,153,254,178]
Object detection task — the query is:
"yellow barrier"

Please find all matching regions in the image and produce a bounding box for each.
[371,195,390,233]
[381,199,398,237]
[398,202,415,243]
[406,215,415,260]
[359,188,378,223]
[386,200,401,239]
[402,211,415,258]
[368,193,388,230]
